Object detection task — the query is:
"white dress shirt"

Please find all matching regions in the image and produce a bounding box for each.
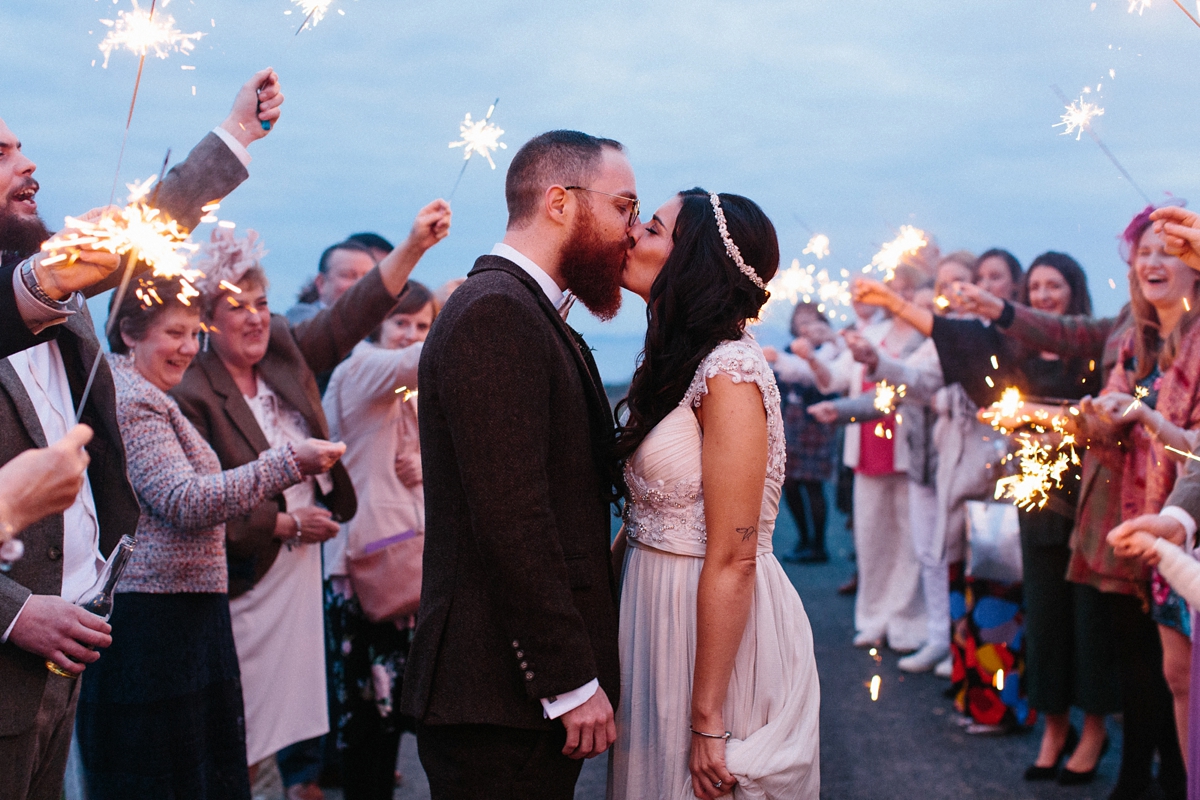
[489,242,598,719]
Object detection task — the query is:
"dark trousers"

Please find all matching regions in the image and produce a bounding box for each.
[341,709,402,800]
[277,736,323,788]
[1019,521,1120,715]
[417,723,583,800]
[0,673,80,800]
[1105,592,1186,798]
[784,479,827,554]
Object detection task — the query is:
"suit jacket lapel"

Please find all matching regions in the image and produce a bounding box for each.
[197,350,272,454]
[0,359,47,448]
[471,257,613,434]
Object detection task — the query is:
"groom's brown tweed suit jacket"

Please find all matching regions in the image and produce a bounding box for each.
[402,255,620,730]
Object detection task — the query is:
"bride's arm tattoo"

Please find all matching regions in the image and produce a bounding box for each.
[737,526,756,542]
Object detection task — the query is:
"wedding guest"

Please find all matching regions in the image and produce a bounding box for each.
[286,240,379,325]
[173,205,448,800]
[76,287,343,800]
[763,303,841,564]
[0,69,281,800]
[1081,223,1200,776]
[975,248,1023,303]
[812,264,929,653]
[916,221,1182,794]
[321,281,435,800]
[347,232,394,263]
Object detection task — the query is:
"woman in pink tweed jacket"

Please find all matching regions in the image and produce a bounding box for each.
[76,288,344,800]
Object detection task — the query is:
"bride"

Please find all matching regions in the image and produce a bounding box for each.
[608,189,821,799]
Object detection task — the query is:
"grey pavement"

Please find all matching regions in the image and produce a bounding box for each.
[322,491,1128,800]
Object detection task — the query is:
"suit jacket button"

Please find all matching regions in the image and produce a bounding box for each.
[515,650,524,658]
[512,640,520,649]
[520,661,528,669]
[47,547,62,561]
[525,671,534,681]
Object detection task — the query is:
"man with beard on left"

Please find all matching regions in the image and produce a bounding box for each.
[0,68,283,800]
[402,129,634,800]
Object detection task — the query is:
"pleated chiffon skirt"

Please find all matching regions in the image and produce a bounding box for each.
[608,541,821,800]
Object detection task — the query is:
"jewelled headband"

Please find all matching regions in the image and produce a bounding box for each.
[709,193,766,291]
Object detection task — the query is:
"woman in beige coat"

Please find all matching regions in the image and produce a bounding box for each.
[321,281,436,800]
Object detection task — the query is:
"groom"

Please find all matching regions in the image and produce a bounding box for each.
[402,130,635,798]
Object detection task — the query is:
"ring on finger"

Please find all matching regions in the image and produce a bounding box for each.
[714,779,723,789]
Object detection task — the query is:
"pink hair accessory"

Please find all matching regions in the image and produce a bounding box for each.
[194,228,267,297]
[1120,197,1187,264]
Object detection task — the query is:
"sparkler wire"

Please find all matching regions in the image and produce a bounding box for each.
[1170,0,1200,29]
[448,98,501,200]
[1051,85,1152,205]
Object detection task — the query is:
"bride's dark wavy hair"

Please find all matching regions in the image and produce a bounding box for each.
[615,188,779,466]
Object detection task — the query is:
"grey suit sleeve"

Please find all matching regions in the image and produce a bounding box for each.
[0,575,33,639]
[830,393,882,425]
[86,132,250,298]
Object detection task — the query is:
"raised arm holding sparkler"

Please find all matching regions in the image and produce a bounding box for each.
[1151,206,1200,273]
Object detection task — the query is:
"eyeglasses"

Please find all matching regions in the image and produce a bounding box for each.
[563,186,640,226]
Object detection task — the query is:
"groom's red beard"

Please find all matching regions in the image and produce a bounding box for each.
[559,204,627,322]
[0,208,52,263]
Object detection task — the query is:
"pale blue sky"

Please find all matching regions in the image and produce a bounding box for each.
[3,1,1200,380]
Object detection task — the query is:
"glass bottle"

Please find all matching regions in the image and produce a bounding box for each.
[46,535,136,678]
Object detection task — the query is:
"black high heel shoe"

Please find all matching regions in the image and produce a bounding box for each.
[1057,735,1110,786]
[1023,725,1079,781]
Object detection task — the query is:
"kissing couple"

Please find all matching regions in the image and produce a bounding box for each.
[401,130,821,800]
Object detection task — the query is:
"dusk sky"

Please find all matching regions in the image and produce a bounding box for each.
[4,0,1200,380]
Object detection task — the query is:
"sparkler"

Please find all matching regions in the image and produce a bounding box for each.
[448,99,506,199]
[1051,85,1152,204]
[869,225,928,282]
[873,381,906,415]
[802,234,830,260]
[994,669,1005,691]
[869,675,881,702]
[293,0,336,34]
[394,386,418,402]
[1128,0,1151,14]
[1123,385,1150,416]
[1168,0,1200,29]
[1166,445,1200,463]
[994,434,1072,510]
[1054,96,1105,141]
[98,0,203,69]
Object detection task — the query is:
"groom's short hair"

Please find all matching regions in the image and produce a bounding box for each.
[505,130,624,230]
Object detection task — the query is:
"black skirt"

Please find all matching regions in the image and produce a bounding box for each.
[76,592,251,800]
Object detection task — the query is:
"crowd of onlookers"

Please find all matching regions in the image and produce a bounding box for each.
[764,205,1200,799]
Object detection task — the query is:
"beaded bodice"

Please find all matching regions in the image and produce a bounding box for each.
[623,337,785,558]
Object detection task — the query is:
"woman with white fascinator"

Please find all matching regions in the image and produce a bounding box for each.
[610,189,820,799]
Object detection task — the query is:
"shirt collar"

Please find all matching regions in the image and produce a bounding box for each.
[491,243,573,317]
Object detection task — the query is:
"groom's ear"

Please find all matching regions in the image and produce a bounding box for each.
[543,185,573,229]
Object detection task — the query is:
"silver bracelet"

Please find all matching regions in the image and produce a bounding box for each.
[690,728,731,740]
[287,513,303,549]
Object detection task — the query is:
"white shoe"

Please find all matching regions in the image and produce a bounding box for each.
[897,643,950,673]
[934,655,953,679]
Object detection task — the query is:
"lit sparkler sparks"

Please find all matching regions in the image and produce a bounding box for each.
[394,386,418,402]
[994,434,1072,511]
[40,176,202,299]
[1123,385,1150,416]
[869,675,881,702]
[292,0,335,33]
[802,234,830,260]
[450,102,506,169]
[994,669,1006,691]
[869,225,928,281]
[1054,97,1105,141]
[1128,0,1151,14]
[759,259,851,322]
[996,387,1024,422]
[873,381,906,415]
[934,295,950,310]
[98,0,203,69]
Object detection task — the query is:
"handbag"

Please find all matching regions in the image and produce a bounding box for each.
[964,500,1023,584]
[347,528,423,623]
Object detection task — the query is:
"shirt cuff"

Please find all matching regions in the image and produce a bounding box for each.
[211,127,253,168]
[996,301,1016,329]
[541,678,599,720]
[1161,506,1197,553]
[13,260,76,334]
[0,595,30,643]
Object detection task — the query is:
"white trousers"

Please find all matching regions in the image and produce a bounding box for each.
[853,472,927,651]
[908,481,950,651]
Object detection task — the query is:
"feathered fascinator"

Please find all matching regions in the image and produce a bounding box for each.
[194,227,267,297]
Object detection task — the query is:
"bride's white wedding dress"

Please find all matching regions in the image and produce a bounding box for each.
[608,336,821,800]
